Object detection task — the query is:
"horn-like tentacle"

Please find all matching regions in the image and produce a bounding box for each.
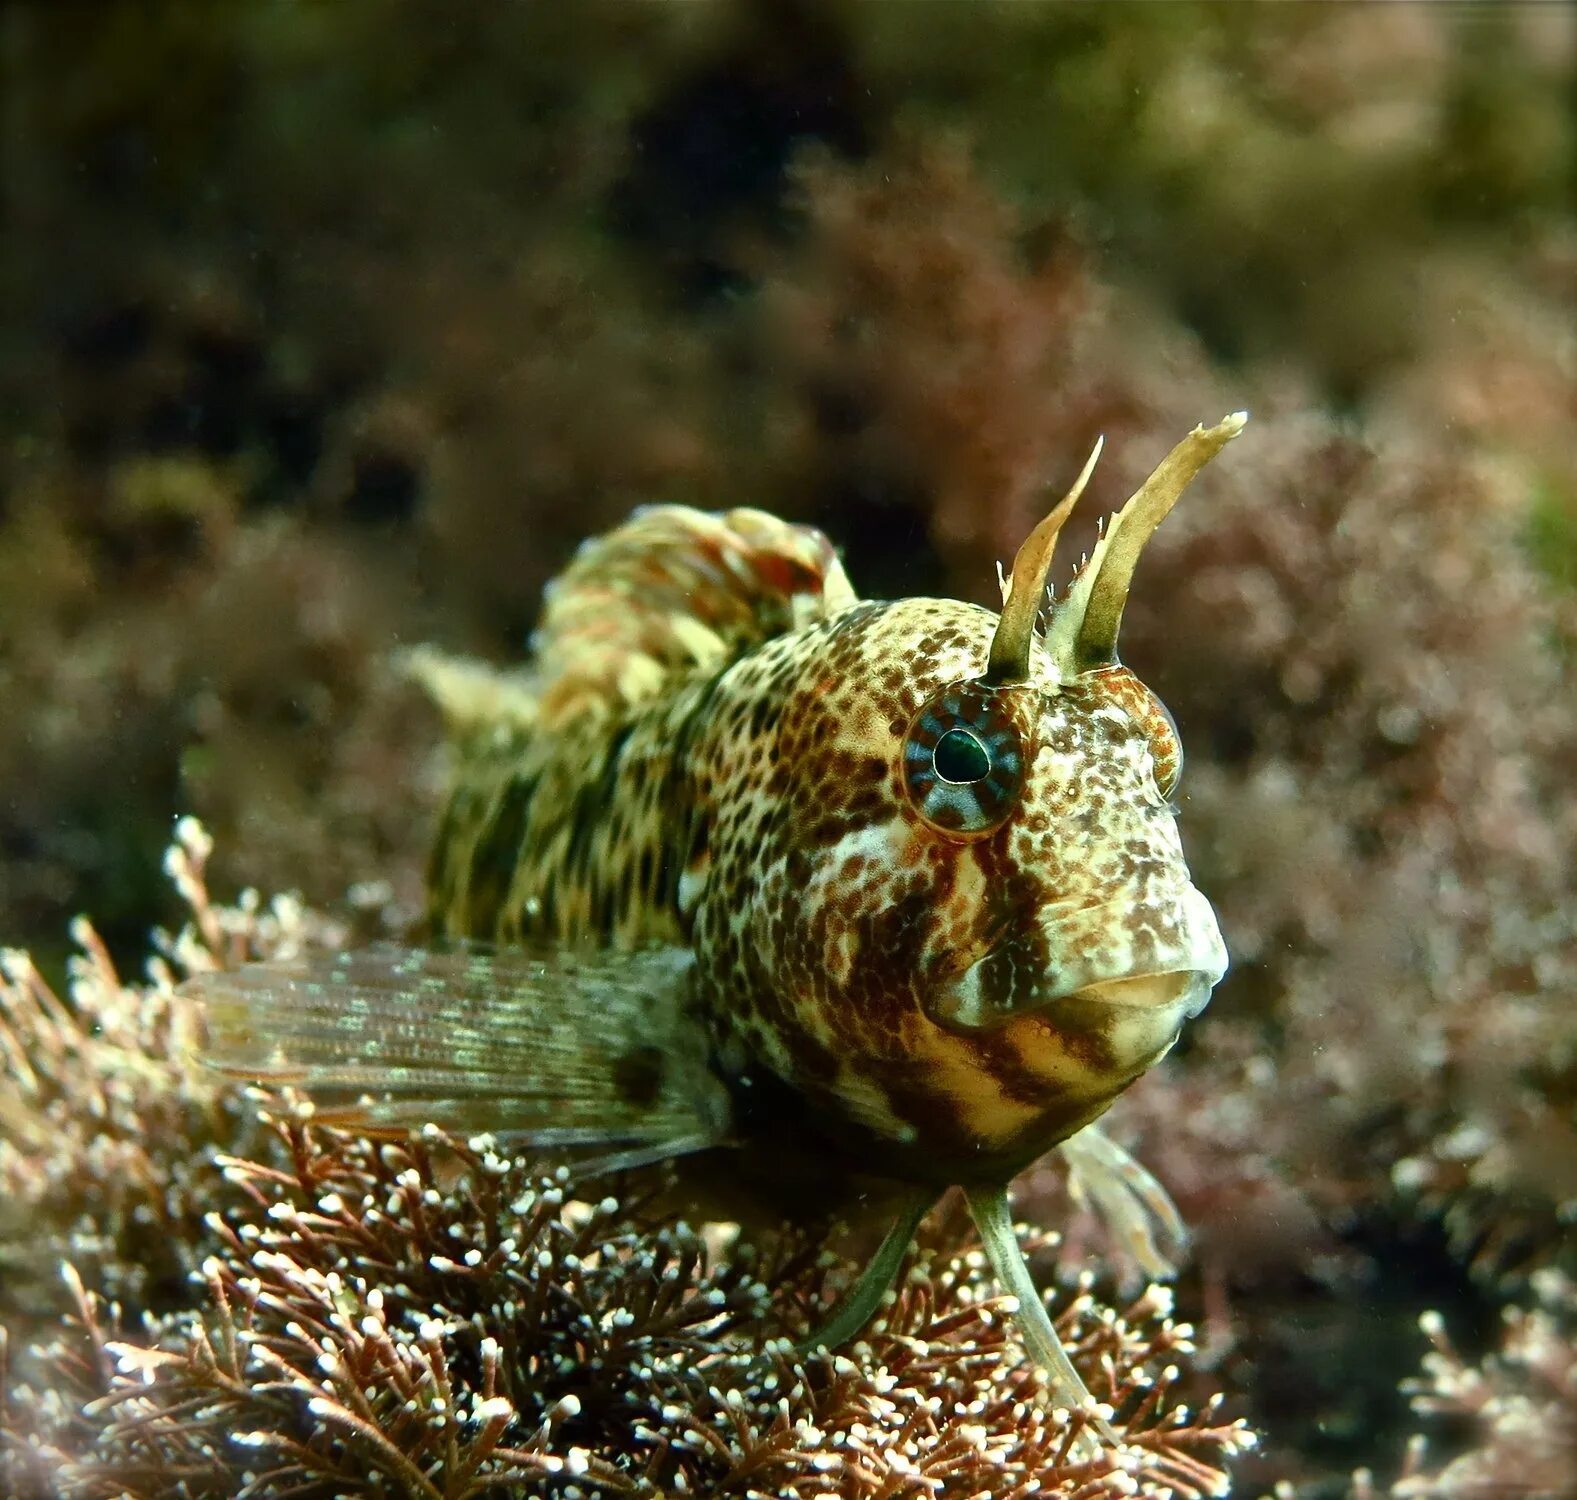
[1048,413,1246,675]
[984,437,1104,685]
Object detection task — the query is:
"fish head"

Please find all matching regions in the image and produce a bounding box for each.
[910,653,1228,1044]
[767,601,1224,1066]
[704,418,1244,1161]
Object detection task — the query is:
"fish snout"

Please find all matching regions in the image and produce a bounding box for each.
[930,883,1228,1032]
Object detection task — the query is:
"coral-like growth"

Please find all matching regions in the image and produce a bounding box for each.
[5,1132,1253,1498]
[1353,1271,1577,1500]
[0,829,1253,1497]
[0,821,337,1344]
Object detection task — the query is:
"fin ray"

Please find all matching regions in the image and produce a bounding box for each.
[528,506,857,726]
[186,943,731,1161]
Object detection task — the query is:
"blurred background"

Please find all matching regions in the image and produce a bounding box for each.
[1,2,1573,1490]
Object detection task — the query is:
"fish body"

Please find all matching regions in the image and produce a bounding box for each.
[194,417,1246,1433]
[417,509,1220,1187]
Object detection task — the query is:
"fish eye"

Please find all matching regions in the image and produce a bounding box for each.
[933,728,990,784]
[902,684,1027,839]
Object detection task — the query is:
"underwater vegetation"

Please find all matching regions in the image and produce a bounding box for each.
[2,1,1575,1494]
[0,825,1253,1495]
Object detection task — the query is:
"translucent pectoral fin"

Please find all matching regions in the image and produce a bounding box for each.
[796,1192,937,1357]
[964,1184,1118,1447]
[1061,1125,1187,1287]
[185,942,731,1166]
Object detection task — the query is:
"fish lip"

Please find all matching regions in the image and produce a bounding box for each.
[1062,968,1218,1020]
[931,952,1226,1032]
[928,884,1229,1032]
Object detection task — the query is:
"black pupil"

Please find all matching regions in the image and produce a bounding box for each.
[933,727,990,784]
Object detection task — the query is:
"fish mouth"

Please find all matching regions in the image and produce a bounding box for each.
[1071,970,1217,1019]
[928,886,1228,1033]
[933,960,1220,1033]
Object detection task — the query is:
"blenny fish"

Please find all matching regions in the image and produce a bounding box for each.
[193,413,1246,1438]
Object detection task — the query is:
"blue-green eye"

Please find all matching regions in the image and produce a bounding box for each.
[902,684,1027,839]
[933,728,990,784]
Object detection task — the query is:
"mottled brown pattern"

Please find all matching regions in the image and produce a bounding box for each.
[425,493,1226,1182]
[1064,665,1184,799]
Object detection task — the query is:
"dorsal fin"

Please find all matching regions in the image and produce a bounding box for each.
[409,507,857,738]
[532,506,856,727]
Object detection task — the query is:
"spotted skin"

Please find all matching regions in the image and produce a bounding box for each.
[424,508,1225,1188]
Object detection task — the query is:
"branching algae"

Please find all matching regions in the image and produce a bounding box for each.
[190,413,1247,1442]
